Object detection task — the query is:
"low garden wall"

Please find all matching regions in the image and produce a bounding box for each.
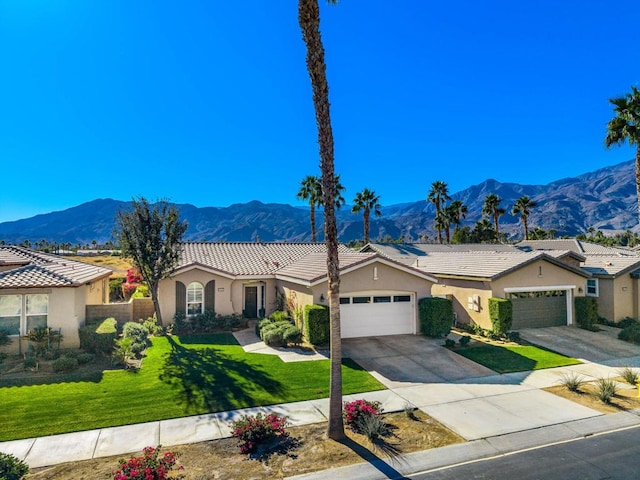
[86,298,155,326]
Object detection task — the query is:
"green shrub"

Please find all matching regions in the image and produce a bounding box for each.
[444,338,455,348]
[230,412,289,454]
[108,278,125,302]
[269,311,291,322]
[256,317,273,337]
[343,399,382,431]
[52,356,79,373]
[506,331,521,343]
[0,329,11,347]
[262,328,285,347]
[142,315,163,336]
[575,297,598,331]
[282,324,302,345]
[77,353,95,365]
[113,337,135,367]
[488,298,513,336]
[619,323,640,344]
[122,322,149,356]
[23,357,37,369]
[303,305,330,345]
[618,317,639,329]
[0,451,29,480]
[618,366,639,385]
[79,318,118,355]
[219,313,246,330]
[131,284,150,298]
[418,297,453,337]
[459,335,471,347]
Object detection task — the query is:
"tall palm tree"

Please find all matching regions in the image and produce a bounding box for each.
[297,175,322,242]
[332,174,346,210]
[298,0,344,441]
[351,188,382,244]
[512,196,537,240]
[434,211,449,243]
[447,200,467,233]
[427,181,450,244]
[605,86,640,222]
[482,193,505,242]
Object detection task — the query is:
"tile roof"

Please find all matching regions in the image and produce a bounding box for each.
[0,246,112,289]
[581,255,640,277]
[363,243,520,258]
[517,239,637,256]
[176,242,351,276]
[409,251,590,280]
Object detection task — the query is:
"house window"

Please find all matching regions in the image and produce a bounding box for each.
[352,296,371,304]
[187,282,204,316]
[586,279,599,297]
[0,294,48,335]
[373,296,391,303]
[394,295,411,302]
[339,297,351,305]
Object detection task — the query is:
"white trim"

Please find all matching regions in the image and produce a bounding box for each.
[504,285,576,293]
[586,278,599,297]
[171,264,236,279]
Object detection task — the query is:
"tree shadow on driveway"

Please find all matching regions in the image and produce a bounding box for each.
[159,335,284,413]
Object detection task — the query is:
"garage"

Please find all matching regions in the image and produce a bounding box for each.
[506,288,571,329]
[339,291,415,338]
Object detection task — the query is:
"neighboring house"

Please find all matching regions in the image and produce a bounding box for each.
[158,242,437,338]
[0,246,112,353]
[518,239,640,322]
[363,243,590,330]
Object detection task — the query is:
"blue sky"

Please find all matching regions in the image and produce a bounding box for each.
[1,0,638,223]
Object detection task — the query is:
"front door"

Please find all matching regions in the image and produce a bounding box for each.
[244,286,258,318]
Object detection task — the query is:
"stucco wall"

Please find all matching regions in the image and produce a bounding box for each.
[432,279,492,329]
[278,280,314,327]
[612,275,635,321]
[85,278,107,305]
[491,260,587,297]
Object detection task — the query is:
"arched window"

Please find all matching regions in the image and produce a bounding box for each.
[187,282,204,316]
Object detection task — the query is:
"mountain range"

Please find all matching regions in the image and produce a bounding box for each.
[0,159,636,245]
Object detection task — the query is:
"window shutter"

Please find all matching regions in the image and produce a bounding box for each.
[175,281,186,316]
[205,280,216,313]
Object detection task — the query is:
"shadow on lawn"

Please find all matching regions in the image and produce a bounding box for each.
[456,344,538,373]
[160,335,284,413]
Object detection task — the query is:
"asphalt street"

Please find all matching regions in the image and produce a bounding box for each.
[409,426,640,480]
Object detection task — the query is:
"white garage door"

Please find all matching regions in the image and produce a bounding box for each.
[339,292,415,338]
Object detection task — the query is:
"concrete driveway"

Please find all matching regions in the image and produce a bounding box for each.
[520,325,640,365]
[342,334,496,388]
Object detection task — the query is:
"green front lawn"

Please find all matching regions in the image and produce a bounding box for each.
[454,344,581,374]
[0,333,384,441]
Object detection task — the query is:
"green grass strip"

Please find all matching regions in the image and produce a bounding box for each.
[0,333,384,441]
[454,344,581,373]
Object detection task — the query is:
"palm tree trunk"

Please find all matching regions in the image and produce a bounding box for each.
[636,146,640,224]
[299,0,345,441]
[494,213,499,243]
[523,215,529,240]
[364,208,370,244]
[310,203,317,242]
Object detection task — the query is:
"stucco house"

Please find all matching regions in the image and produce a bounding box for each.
[518,239,640,322]
[0,246,112,353]
[362,243,591,330]
[158,242,437,338]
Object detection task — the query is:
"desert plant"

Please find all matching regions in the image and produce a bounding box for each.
[355,412,393,442]
[596,378,618,403]
[269,311,291,322]
[282,324,302,345]
[559,372,584,392]
[342,399,382,431]
[230,412,289,454]
[618,366,639,385]
[403,401,418,421]
[458,335,471,347]
[52,356,79,373]
[262,328,285,347]
[112,445,183,480]
[0,451,29,480]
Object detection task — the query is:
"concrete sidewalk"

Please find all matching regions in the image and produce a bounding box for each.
[1,358,638,470]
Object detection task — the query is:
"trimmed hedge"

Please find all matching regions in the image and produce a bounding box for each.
[575,296,598,330]
[619,323,640,344]
[488,298,513,335]
[303,304,330,345]
[418,297,453,337]
[78,318,117,355]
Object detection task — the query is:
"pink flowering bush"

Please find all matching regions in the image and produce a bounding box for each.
[112,446,183,480]
[230,412,289,454]
[343,399,382,430]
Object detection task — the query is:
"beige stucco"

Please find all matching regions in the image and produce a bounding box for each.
[594,274,639,322]
[157,268,279,325]
[0,285,91,354]
[432,279,492,329]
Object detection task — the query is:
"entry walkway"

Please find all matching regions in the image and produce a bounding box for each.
[1,359,638,470]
